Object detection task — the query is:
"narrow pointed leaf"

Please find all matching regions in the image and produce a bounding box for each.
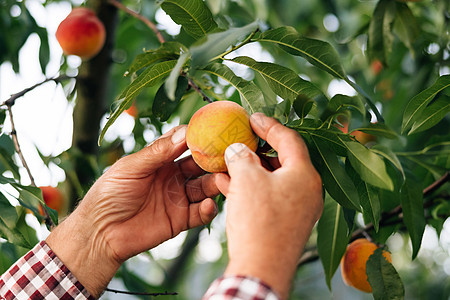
[231,56,323,102]
[409,96,450,134]
[190,22,258,68]
[165,52,190,100]
[317,194,350,290]
[201,63,266,114]
[367,248,405,300]
[400,174,425,259]
[161,0,218,39]
[153,77,189,121]
[125,42,183,76]
[322,94,365,120]
[402,75,450,134]
[367,0,396,65]
[100,60,177,145]
[343,140,394,191]
[311,136,361,211]
[352,123,398,139]
[256,26,346,79]
[394,2,419,57]
[346,162,381,231]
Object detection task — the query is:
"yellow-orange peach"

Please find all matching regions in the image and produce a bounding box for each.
[39,186,65,215]
[186,101,258,173]
[56,7,106,60]
[341,238,392,293]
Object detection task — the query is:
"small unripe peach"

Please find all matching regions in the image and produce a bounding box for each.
[341,238,392,293]
[186,101,258,173]
[56,7,106,60]
[39,186,65,215]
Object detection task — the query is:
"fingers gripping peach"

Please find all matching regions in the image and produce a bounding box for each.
[341,238,392,293]
[186,101,258,173]
[56,7,106,60]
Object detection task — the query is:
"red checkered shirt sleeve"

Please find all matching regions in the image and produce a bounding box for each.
[202,275,280,300]
[0,240,94,300]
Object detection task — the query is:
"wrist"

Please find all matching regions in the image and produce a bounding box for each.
[224,246,299,300]
[46,206,120,298]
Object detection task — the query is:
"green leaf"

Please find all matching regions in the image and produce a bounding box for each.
[401,75,450,134]
[317,194,350,290]
[346,162,381,231]
[153,77,189,122]
[125,42,182,76]
[367,248,405,300]
[400,173,425,259]
[256,26,346,79]
[0,218,32,249]
[343,140,394,191]
[351,123,398,139]
[322,94,365,120]
[161,0,218,39]
[0,193,18,228]
[371,145,404,178]
[231,56,323,102]
[201,63,266,114]
[394,2,419,57]
[0,135,20,179]
[100,60,177,145]
[165,52,190,100]
[311,136,361,211]
[307,130,349,157]
[190,21,259,68]
[367,0,396,65]
[293,94,314,118]
[409,96,450,134]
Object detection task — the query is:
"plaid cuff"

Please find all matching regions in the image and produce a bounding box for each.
[202,275,280,300]
[0,241,94,300]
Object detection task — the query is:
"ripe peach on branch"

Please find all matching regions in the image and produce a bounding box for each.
[186,101,258,173]
[341,238,392,293]
[56,7,106,60]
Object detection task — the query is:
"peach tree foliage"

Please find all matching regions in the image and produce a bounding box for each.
[0,0,449,298]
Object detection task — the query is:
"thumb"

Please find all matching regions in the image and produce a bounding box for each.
[116,126,188,174]
[224,143,261,177]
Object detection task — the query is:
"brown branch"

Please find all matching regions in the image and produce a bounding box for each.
[188,78,213,103]
[108,0,165,44]
[297,171,450,267]
[105,0,213,104]
[6,106,55,227]
[1,75,71,108]
[105,288,177,296]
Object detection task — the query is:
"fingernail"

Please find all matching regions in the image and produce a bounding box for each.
[171,126,187,144]
[225,143,248,164]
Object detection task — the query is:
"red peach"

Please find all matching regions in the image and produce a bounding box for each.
[56,7,106,60]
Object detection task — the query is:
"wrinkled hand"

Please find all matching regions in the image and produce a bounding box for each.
[47,126,220,297]
[216,113,323,300]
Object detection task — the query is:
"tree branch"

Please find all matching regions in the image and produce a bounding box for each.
[108,0,165,44]
[105,288,177,296]
[1,75,72,108]
[188,78,213,103]
[297,171,450,267]
[6,105,55,227]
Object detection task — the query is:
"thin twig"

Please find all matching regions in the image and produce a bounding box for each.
[108,0,165,44]
[188,78,213,103]
[105,288,177,296]
[6,106,55,227]
[1,75,71,108]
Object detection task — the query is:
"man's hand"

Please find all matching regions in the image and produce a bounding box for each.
[216,113,323,300]
[46,126,220,297]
